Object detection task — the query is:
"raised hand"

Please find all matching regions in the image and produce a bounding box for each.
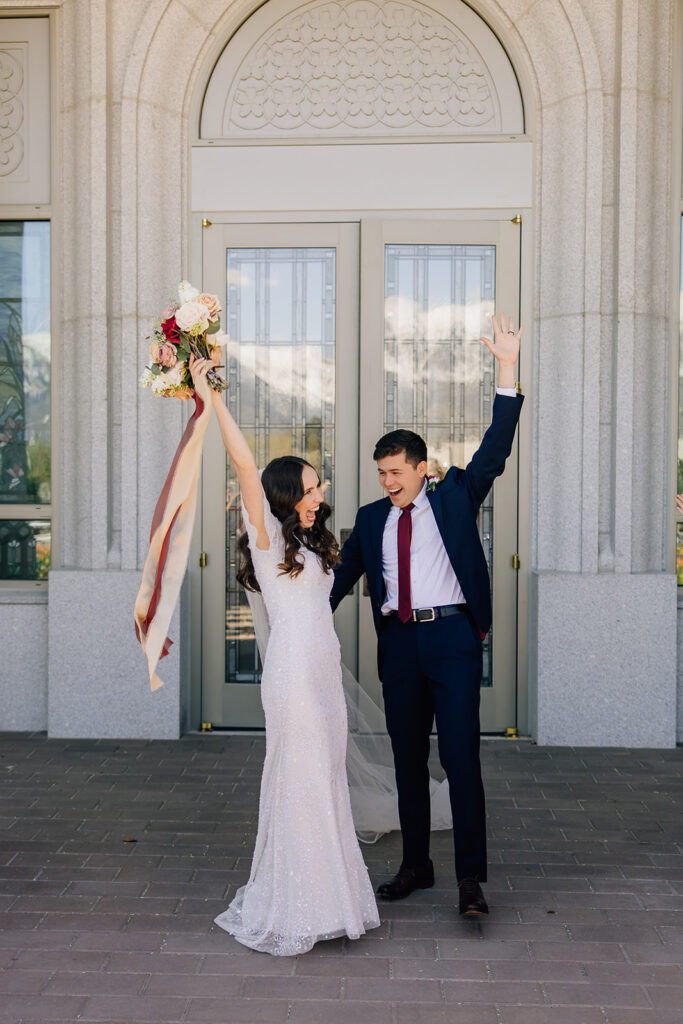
[480,313,523,389]
[480,313,523,365]
[188,354,214,403]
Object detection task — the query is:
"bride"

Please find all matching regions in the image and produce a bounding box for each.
[189,355,380,957]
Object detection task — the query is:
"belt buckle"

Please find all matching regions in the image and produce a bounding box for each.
[416,607,436,622]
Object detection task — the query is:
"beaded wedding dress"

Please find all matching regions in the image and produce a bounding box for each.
[213,489,380,956]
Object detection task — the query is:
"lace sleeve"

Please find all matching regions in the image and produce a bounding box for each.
[240,481,283,555]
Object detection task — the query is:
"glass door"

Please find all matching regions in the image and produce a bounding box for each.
[358,219,521,732]
[200,223,359,727]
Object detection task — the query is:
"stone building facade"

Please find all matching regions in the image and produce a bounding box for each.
[0,0,680,746]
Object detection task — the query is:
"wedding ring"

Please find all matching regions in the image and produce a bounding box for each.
[507,330,515,334]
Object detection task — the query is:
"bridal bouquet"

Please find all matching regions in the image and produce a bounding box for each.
[139,280,228,399]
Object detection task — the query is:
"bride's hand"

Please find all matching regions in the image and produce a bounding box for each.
[188,354,213,402]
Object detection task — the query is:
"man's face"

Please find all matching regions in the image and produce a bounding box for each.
[377,450,428,507]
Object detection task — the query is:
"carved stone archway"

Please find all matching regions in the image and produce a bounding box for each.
[200,0,524,140]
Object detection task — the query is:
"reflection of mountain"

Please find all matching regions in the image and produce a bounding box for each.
[384,297,495,387]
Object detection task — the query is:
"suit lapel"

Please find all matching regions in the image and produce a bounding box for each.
[427,484,447,545]
[371,498,392,599]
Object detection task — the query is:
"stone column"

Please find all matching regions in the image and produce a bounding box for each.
[47,0,193,738]
[525,0,677,746]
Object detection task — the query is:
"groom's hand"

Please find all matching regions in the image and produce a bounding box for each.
[480,313,523,390]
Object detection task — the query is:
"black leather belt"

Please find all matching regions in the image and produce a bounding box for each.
[389,604,469,623]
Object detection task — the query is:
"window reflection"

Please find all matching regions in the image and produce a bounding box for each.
[224,247,336,684]
[0,519,50,580]
[0,221,51,504]
[384,243,496,684]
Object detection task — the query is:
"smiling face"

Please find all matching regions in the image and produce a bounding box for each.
[294,464,324,529]
[377,450,428,508]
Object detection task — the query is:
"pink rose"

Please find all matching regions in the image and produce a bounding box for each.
[149,341,161,362]
[157,342,178,367]
[199,293,221,322]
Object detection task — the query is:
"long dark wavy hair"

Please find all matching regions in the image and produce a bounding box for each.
[236,456,339,593]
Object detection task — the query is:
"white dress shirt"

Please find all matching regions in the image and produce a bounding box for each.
[380,387,517,615]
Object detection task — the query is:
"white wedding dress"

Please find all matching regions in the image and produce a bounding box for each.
[213,489,380,956]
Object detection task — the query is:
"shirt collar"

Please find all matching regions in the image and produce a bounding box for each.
[388,479,429,517]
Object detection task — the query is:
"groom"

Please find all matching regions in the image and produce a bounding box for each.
[331,313,524,916]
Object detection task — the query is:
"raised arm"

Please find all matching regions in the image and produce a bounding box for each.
[462,313,524,508]
[189,356,270,550]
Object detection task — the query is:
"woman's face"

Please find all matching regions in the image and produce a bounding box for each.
[295,464,323,529]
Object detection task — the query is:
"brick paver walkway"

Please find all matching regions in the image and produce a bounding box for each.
[0,734,681,1024]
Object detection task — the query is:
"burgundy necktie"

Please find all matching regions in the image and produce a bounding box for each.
[397,502,415,623]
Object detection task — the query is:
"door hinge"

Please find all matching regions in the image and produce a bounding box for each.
[506,727,518,738]
[511,213,522,224]
[200,721,213,732]
[199,551,208,568]
[202,218,212,228]
[512,553,520,570]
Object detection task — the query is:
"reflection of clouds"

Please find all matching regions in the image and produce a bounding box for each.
[20,331,51,409]
[232,341,333,409]
[385,297,494,342]
[384,298,495,388]
[227,268,252,287]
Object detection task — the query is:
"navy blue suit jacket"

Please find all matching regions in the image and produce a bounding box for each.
[330,393,524,655]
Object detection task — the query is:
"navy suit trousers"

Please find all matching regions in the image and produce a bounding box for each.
[379,611,487,883]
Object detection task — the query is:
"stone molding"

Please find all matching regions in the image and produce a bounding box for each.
[0,45,25,177]
[227,0,497,134]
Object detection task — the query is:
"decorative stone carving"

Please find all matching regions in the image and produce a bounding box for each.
[0,47,25,177]
[226,0,498,134]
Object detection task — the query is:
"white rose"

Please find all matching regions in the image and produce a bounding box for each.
[151,374,171,395]
[212,330,230,347]
[165,363,185,388]
[178,280,199,303]
[175,301,209,333]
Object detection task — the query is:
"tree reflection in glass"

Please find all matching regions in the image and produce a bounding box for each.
[0,221,51,505]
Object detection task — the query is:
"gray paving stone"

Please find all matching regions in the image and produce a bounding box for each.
[586,962,683,985]
[345,976,442,1001]
[0,968,52,993]
[603,1012,683,1024]
[289,1001,393,1024]
[489,960,587,981]
[77,995,188,1021]
[43,971,146,995]
[293,955,390,976]
[498,1008,605,1024]
[243,975,342,999]
[396,1005,499,1024]
[0,735,680,1023]
[0,995,87,1021]
[544,981,650,1007]
[185,997,290,1021]
[392,956,489,980]
[443,979,545,1003]
[437,939,531,960]
[7,949,103,974]
[646,984,683,1008]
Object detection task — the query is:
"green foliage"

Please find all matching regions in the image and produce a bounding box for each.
[25,441,51,503]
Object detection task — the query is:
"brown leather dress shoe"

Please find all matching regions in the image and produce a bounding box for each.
[377,861,435,901]
[458,877,488,916]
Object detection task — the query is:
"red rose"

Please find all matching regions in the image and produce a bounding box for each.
[161,316,180,342]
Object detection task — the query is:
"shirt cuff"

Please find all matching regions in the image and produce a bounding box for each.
[496,387,518,397]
